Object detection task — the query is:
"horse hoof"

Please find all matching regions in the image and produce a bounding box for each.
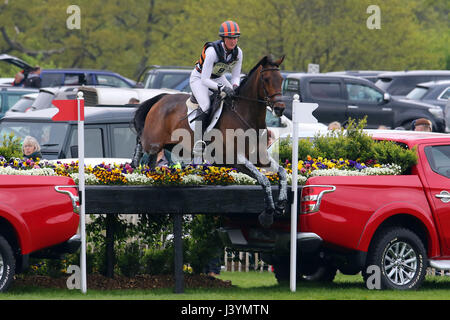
[258,211,274,228]
[275,200,287,217]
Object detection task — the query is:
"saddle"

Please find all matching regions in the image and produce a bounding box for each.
[186,91,225,133]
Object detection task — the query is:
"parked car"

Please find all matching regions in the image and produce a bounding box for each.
[6,86,79,114]
[40,69,136,88]
[405,80,450,110]
[282,73,445,131]
[325,70,390,83]
[139,66,192,92]
[0,53,136,88]
[375,70,450,97]
[0,106,138,160]
[0,86,39,118]
[221,130,450,290]
[78,86,178,106]
[139,65,246,93]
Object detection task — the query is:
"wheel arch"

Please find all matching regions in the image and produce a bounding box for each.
[357,209,439,258]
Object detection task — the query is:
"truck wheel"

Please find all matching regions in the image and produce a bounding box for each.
[273,256,336,283]
[365,227,427,290]
[303,264,337,282]
[0,235,15,292]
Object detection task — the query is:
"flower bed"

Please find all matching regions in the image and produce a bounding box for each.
[0,156,402,186]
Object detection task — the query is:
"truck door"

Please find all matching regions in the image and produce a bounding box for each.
[422,143,450,256]
[307,79,347,124]
[345,81,394,128]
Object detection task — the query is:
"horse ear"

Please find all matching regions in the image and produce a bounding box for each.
[275,55,285,66]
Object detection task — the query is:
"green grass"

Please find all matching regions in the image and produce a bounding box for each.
[3,272,450,300]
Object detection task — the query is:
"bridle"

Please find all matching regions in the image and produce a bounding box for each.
[234,66,283,111]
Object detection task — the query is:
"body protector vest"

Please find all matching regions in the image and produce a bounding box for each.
[195,40,239,78]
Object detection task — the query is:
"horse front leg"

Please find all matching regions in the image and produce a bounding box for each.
[269,157,288,216]
[237,155,275,228]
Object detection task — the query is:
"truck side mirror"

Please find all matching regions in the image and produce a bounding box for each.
[70,145,78,158]
[383,93,391,102]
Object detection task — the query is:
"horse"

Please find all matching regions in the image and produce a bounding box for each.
[132,55,288,227]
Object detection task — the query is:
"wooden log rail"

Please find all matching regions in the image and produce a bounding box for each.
[85,185,296,293]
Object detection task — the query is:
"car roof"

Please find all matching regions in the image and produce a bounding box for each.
[377,70,450,78]
[286,73,372,82]
[2,106,136,124]
[367,129,450,147]
[415,79,450,88]
[41,68,122,74]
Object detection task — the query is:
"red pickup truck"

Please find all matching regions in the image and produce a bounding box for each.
[220,131,450,290]
[0,175,80,292]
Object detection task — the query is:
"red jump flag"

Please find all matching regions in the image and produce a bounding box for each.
[52,99,84,121]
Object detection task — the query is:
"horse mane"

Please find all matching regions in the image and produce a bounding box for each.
[236,55,279,94]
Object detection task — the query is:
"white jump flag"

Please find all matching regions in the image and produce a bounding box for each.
[52,92,87,293]
[290,95,319,292]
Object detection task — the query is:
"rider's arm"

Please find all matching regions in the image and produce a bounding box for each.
[230,48,243,88]
[201,47,221,91]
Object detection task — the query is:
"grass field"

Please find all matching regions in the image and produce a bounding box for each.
[3,271,450,300]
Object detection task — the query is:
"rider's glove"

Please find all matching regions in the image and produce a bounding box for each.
[221,86,235,98]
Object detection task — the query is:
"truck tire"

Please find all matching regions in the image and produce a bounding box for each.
[273,256,336,284]
[0,235,15,292]
[364,227,427,290]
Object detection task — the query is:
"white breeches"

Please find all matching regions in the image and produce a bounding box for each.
[189,70,231,112]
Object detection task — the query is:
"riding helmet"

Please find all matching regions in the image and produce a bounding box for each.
[219,21,240,38]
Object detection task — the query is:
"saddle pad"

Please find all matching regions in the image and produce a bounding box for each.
[186,98,223,134]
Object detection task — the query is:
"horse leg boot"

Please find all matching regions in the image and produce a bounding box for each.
[270,158,288,216]
[237,156,275,228]
[131,137,143,168]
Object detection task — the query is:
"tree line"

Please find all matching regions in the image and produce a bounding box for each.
[0,0,448,81]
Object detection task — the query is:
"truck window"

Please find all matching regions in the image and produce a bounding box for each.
[346,83,383,103]
[41,73,64,87]
[69,127,105,157]
[0,120,68,148]
[111,126,136,158]
[425,145,450,178]
[309,82,341,100]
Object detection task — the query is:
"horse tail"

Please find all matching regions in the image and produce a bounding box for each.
[132,93,168,137]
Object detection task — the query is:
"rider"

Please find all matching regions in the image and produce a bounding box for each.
[190,20,243,148]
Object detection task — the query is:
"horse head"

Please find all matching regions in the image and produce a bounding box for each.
[256,55,286,117]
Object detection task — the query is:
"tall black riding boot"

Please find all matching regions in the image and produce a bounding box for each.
[192,108,209,160]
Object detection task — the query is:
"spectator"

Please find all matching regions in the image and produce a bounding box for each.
[128,98,140,105]
[24,66,42,88]
[377,125,388,130]
[412,118,432,132]
[22,136,42,161]
[267,129,275,147]
[13,71,25,86]
[328,121,341,131]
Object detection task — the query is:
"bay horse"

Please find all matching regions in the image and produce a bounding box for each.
[132,55,288,227]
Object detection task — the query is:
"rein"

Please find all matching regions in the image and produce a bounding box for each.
[228,66,282,129]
